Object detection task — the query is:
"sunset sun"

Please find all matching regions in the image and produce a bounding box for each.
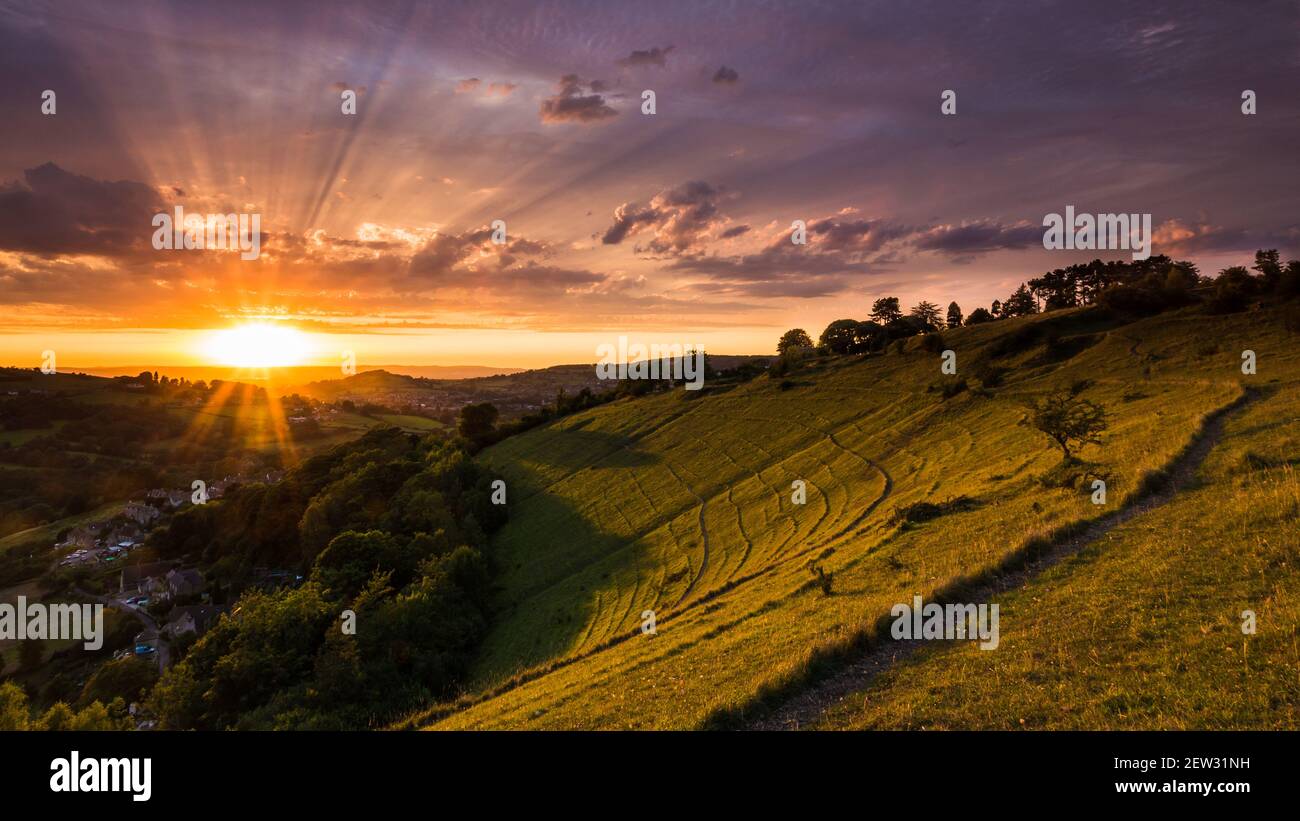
[202,323,311,368]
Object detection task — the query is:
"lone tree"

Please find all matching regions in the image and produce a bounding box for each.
[910,300,942,328]
[1027,391,1107,459]
[777,328,813,354]
[869,297,902,325]
[946,301,963,328]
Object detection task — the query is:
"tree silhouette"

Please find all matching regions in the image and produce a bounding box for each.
[945,302,963,328]
[1254,249,1283,290]
[869,297,902,325]
[819,320,860,354]
[777,328,813,354]
[1001,284,1038,317]
[910,300,942,328]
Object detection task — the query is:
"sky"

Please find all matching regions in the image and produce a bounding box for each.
[1,0,1297,368]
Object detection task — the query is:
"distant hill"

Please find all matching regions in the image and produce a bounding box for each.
[402,304,1300,730]
[290,364,608,418]
[67,364,522,384]
[291,358,772,418]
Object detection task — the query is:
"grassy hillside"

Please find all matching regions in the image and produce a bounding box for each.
[404,305,1295,730]
[814,378,1299,729]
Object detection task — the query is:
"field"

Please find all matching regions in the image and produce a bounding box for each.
[814,379,1300,729]
[0,503,127,557]
[404,305,1298,729]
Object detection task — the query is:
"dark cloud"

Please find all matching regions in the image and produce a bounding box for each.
[602,181,725,253]
[404,225,575,289]
[809,218,913,253]
[911,221,1042,255]
[540,75,617,124]
[720,225,751,239]
[617,46,674,68]
[0,163,164,257]
[712,65,739,84]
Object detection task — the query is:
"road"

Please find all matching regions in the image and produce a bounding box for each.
[74,587,170,672]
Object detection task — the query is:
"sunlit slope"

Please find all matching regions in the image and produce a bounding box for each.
[817,356,1300,729]
[412,307,1285,729]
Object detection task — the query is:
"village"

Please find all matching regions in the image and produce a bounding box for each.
[50,467,288,674]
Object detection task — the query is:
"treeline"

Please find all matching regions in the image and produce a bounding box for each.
[781,250,1299,358]
[144,426,507,729]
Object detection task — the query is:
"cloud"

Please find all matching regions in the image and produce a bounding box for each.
[0,162,165,257]
[602,181,726,253]
[617,46,674,68]
[540,75,617,124]
[486,82,517,97]
[712,65,739,84]
[809,218,913,253]
[911,220,1042,255]
[455,78,481,93]
[1151,219,1300,256]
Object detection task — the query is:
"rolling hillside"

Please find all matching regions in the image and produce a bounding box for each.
[405,305,1298,730]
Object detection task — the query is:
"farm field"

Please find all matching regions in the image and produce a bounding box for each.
[407,305,1298,730]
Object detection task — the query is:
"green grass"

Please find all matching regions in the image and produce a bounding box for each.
[0,502,126,556]
[398,305,1298,730]
[814,381,1300,730]
[0,420,68,445]
[376,414,443,431]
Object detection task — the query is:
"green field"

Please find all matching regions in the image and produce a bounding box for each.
[0,503,127,556]
[376,413,444,432]
[404,305,1298,729]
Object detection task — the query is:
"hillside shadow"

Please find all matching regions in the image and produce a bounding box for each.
[479,478,647,686]
[516,429,660,471]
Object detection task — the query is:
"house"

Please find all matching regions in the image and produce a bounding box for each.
[120,562,175,594]
[164,605,223,638]
[166,568,205,598]
[124,502,160,526]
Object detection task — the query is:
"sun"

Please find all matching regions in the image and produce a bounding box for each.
[202,323,311,368]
